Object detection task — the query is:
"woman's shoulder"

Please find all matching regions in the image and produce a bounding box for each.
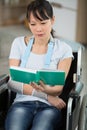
[12,36,24,45]
[13,36,24,41]
[54,38,72,51]
[52,38,73,59]
[12,35,33,46]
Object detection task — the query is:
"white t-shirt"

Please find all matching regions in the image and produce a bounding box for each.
[9,36,73,104]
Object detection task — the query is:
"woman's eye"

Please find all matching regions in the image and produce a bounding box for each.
[30,24,36,26]
[41,22,46,24]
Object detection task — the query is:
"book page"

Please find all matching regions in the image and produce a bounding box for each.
[38,69,65,72]
[10,66,37,73]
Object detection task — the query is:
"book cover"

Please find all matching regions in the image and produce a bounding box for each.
[9,66,65,86]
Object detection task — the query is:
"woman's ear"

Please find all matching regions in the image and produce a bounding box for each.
[51,16,55,25]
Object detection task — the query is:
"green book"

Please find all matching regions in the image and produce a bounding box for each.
[9,66,65,86]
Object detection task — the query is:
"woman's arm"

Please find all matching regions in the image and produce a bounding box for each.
[48,95,66,109]
[31,57,72,96]
[9,59,33,95]
[58,57,72,78]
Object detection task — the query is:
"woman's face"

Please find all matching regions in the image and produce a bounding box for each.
[28,13,55,40]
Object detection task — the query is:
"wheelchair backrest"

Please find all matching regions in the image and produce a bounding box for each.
[59,52,78,102]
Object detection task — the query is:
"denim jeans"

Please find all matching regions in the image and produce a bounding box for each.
[5,101,62,130]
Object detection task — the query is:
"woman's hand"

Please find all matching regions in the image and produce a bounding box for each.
[48,95,66,109]
[23,84,33,95]
[30,82,66,109]
[30,80,48,92]
[30,80,63,96]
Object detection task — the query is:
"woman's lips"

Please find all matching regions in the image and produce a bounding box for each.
[37,34,44,37]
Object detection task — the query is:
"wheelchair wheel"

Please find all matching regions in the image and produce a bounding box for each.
[78,94,87,130]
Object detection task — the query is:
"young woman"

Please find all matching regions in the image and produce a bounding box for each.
[5,0,73,130]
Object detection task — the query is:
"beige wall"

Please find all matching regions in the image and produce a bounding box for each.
[76,0,87,44]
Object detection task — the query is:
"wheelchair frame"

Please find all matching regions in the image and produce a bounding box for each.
[66,47,83,130]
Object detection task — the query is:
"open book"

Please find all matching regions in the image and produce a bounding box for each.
[9,66,65,86]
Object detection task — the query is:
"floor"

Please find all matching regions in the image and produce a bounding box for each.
[0,25,87,98]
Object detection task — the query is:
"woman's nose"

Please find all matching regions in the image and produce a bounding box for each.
[36,25,42,32]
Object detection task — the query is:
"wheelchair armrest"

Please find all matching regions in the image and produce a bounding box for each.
[0,74,9,94]
[69,81,84,98]
[75,81,84,94]
[0,74,10,111]
[0,74,9,87]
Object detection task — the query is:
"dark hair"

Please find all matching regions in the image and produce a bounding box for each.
[26,0,55,37]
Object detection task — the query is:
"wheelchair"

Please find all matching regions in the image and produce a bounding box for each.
[0,40,85,130]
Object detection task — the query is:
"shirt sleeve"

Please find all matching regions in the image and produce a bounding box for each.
[61,42,74,60]
[9,37,21,60]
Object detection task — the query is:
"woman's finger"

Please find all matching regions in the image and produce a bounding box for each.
[30,82,44,91]
[39,80,46,89]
